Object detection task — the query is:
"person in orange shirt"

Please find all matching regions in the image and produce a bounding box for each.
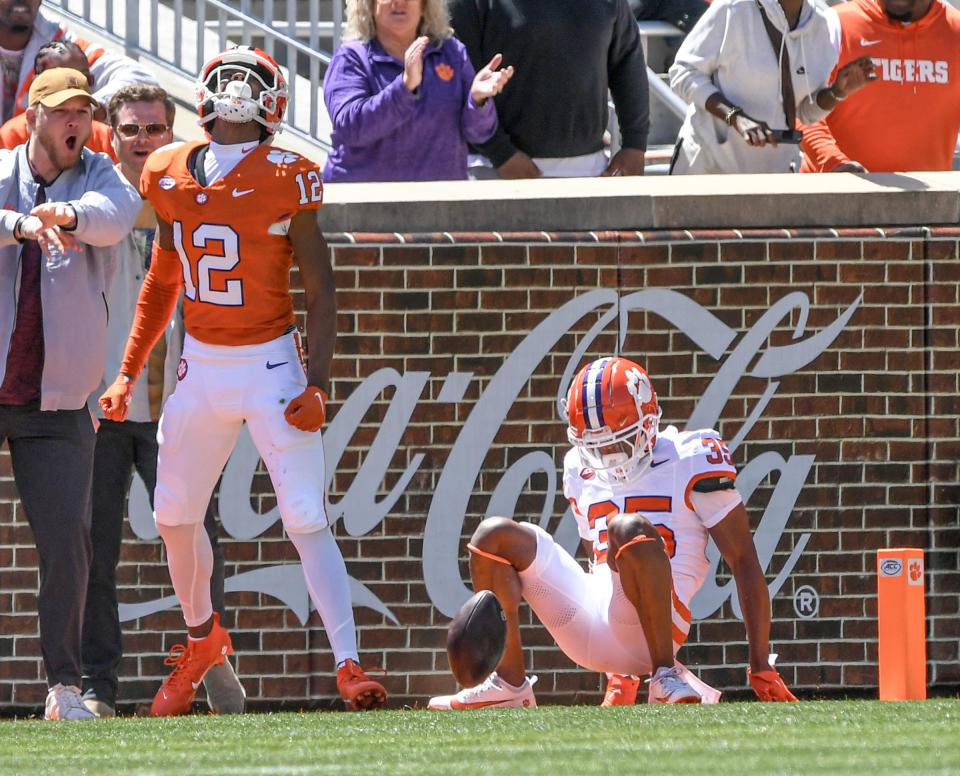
[801,0,960,172]
[99,46,387,716]
[0,40,116,160]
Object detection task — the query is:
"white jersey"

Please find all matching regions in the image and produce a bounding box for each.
[562,425,739,608]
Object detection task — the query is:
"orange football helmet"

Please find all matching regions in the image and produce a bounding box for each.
[565,356,661,483]
[196,45,288,133]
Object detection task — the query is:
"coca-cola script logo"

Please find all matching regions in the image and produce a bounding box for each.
[119,288,860,624]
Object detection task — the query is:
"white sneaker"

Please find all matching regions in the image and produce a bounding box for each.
[428,673,538,710]
[647,665,702,704]
[203,659,246,714]
[45,684,97,720]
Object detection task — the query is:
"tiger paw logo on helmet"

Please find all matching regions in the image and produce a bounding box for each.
[624,366,654,405]
[565,356,663,483]
[195,45,289,134]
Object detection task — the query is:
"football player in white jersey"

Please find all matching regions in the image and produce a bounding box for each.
[429,356,797,709]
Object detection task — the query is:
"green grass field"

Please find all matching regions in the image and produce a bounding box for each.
[1,699,958,775]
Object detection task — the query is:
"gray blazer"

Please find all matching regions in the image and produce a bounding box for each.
[0,144,142,411]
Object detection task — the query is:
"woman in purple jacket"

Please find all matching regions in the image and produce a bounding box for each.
[323,0,513,182]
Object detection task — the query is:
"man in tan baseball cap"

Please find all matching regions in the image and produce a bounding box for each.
[28,66,100,109]
[25,67,96,185]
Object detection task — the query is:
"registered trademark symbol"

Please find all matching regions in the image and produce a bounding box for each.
[793,585,820,619]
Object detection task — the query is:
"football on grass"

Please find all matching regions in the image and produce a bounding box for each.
[446,590,507,688]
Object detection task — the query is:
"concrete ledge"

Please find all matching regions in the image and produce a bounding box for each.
[318,172,960,233]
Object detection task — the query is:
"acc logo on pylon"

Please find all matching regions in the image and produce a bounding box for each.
[879,558,903,577]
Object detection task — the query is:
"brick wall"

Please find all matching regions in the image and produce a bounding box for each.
[1,227,957,711]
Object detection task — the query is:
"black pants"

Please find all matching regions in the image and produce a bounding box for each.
[0,404,96,688]
[81,419,225,705]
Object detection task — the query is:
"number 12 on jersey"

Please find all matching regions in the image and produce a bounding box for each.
[172,221,243,306]
[295,170,322,206]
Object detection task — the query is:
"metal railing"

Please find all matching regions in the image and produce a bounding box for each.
[44,3,690,160]
[46,0,335,150]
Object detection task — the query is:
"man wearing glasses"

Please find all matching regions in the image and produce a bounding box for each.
[81,84,245,718]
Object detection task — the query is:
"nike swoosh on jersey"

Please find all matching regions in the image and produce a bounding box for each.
[266,361,288,369]
[232,187,255,197]
[650,459,670,468]
[860,38,882,47]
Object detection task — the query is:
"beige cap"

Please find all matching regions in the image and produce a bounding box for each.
[28,67,98,108]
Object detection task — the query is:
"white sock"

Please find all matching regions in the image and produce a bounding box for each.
[287,527,358,666]
[157,522,214,628]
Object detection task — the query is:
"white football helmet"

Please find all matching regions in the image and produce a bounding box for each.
[196,45,288,134]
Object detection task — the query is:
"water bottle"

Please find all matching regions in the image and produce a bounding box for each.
[45,243,69,270]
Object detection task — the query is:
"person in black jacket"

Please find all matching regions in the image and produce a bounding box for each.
[449,0,649,178]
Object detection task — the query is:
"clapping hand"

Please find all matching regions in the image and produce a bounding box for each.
[831,55,878,100]
[403,35,429,92]
[470,53,514,107]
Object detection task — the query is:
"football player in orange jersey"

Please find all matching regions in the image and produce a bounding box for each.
[429,356,797,709]
[99,45,386,715]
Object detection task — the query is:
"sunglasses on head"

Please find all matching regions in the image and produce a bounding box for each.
[115,122,169,139]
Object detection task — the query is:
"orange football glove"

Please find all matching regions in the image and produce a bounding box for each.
[284,385,328,432]
[748,668,799,702]
[98,376,136,422]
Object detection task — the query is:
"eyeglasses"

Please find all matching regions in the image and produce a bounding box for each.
[115,123,170,139]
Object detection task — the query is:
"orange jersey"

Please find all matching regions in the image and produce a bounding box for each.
[140,140,323,345]
[800,0,960,172]
[0,115,118,161]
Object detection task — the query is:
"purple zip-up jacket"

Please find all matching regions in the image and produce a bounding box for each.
[322,37,497,182]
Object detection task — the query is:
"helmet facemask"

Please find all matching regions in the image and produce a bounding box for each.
[196,49,288,134]
[569,406,661,484]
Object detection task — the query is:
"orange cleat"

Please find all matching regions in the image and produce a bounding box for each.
[748,668,799,702]
[601,673,640,706]
[150,613,234,717]
[336,658,387,711]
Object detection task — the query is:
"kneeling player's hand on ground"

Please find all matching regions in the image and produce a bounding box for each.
[284,386,328,431]
[748,668,798,702]
[99,376,135,422]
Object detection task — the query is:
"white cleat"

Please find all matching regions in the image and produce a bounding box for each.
[204,659,246,715]
[428,672,538,710]
[648,665,702,704]
[45,684,97,720]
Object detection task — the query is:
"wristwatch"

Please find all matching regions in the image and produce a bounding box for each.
[724,106,744,126]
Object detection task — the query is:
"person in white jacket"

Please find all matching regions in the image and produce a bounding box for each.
[668,0,876,173]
